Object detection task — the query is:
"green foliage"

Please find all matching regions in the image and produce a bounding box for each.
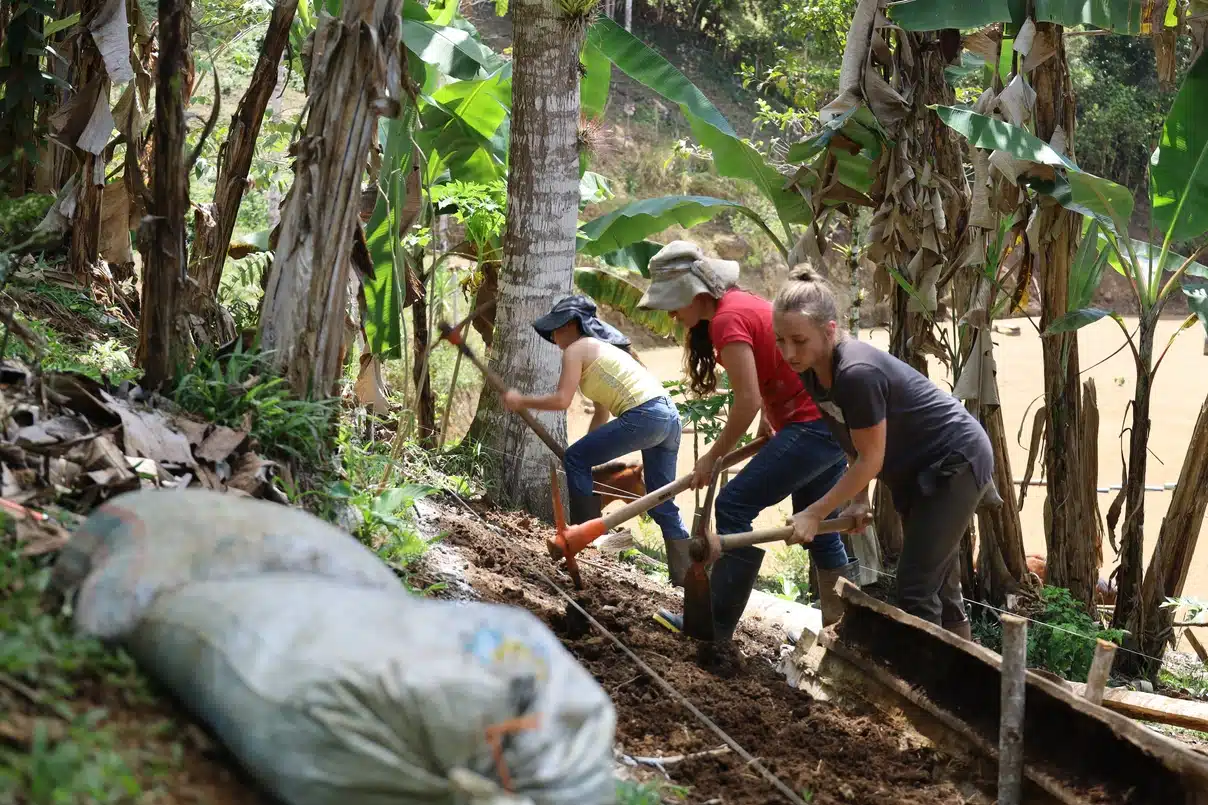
[760,544,812,604]
[171,345,336,464]
[615,778,688,804]
[429,179,508,250]
[579,194,786,264]
[1148,48,1208,246]
[974,587,1125,682]
[588,18,810,240]
[0,194,54,245]
[1069,35,1180,192]
[0,542,162,804]
[572,267,683,339]
[934,106,1135,232]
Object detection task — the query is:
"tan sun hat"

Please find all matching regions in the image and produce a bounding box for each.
[637,240,740,311]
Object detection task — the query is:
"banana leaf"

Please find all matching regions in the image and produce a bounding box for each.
[1149,51,1208,246]
[428,65,512,140]
[1034,0,1177,34]
[579,195,785,260]
[887,0,1020,31]
[1044,307,1117,335]
[934,106,1134,231]
[586,17,733,136]
[573,267,684,339]
[580,171,613,207]
[1183,285,1208,336]
[587,18,808,238]
[417,93,509,184]
[364,109,419,358]
[401,19,504,80]
[580,39,611,121]
[1068,219,1110,311]
[599,240,664,277]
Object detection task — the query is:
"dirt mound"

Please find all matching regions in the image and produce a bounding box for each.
[417,502,996,805]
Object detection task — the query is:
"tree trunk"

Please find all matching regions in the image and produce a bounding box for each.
[1112,319,1155,631]
[1033,22,1098,610]
[1121,390,1208,678]
[135,0,189,389]
[466,0,584,519]
[187,0,299,338]
[412,262,437,447]
[258,0,402,398]
[977,406,1028,601]
[0,5,42,195]
[66,0,109,281]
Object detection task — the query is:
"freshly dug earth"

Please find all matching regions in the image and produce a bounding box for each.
[417,502,997,805]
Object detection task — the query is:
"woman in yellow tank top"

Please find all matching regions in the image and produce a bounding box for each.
[503,296,691,575]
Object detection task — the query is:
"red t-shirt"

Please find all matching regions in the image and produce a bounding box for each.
[709,288,821,431]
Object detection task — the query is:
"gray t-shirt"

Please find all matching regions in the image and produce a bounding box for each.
[798,339,993,504]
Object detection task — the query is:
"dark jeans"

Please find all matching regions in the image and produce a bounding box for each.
[716,419,850,571]
[564,396,689,540]
[894,458,986,626]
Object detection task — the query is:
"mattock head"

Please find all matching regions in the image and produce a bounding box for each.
[547,461,583,588]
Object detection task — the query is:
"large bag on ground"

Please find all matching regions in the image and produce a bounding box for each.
[58,489,618,805]
[52,488,402,639]
[125,576,617,805]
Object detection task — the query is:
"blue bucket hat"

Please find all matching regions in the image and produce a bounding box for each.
[533,295,631,350]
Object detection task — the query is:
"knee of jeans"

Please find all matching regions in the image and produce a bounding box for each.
[561,451,593,496]
[808,531,849,571]
[714,485,757,534]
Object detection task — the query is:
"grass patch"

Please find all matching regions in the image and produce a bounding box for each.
[0,526,179,804]
[972,586,1126,682]
[616,777,688,804]
[171,344,337,465]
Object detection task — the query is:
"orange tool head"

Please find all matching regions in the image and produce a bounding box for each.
[546,465,613,589]
[547,464,584,588]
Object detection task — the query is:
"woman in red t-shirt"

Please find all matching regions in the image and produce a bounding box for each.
[637,241,861,642]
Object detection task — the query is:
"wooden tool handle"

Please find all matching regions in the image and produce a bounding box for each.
[600,435,770,529]
[716,516,859,551]
[440,322,567,460]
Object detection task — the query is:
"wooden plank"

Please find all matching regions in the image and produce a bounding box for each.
[826,579,1208,804]
[1067,683,1208,733]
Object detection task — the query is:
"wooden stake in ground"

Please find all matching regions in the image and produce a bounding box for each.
[998,614,1027,805]
[1083,639,1117,706]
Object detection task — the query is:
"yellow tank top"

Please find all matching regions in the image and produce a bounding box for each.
[579,343,666,417]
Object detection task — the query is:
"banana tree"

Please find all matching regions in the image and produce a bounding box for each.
[941,50,1208,676]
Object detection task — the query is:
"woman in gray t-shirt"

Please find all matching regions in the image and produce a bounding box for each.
[770,267,995,638]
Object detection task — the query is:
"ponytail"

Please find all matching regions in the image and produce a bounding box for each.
[684,320,717,396]
[774,265,841,324]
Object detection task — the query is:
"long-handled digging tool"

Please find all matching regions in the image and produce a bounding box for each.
[680,515,865,641]
[434,320,648,505]
[547,436,769,588]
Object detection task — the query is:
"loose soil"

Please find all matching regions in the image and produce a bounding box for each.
[414,500,997,805]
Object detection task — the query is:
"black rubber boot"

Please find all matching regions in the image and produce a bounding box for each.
[664,537,693,588]
[568,494,602,526]
[709,546,765,643]
[653,546,765,642]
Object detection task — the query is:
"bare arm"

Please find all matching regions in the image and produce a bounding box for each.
[804,421,884,519]
[504,344,584,412]
[588,403,610,432]
[691,343,762,488]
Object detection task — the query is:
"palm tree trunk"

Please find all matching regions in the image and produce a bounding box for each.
[258,0,402,398]
[467,0,586,518]
[1033,22,1100,610]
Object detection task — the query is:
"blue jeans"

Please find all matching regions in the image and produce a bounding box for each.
[564,396,689,540]
[716,419,850,570]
